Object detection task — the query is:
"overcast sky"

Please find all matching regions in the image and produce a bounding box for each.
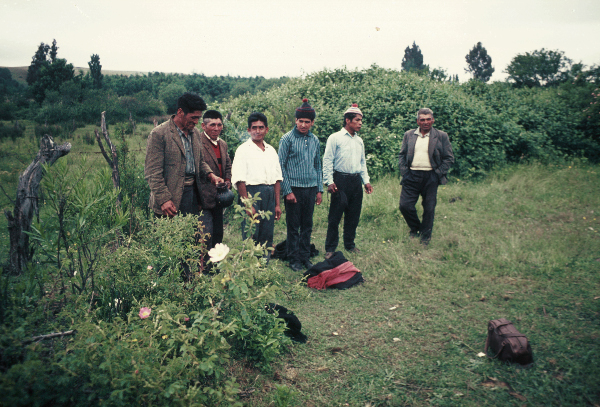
[2,0,600,82]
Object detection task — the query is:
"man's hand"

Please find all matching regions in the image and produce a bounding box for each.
[275,205,282,221]
[208,173,224,185]
[161,200,177,217]
[225,180,232,189]
[364,183,373,194]
[246,206,257,218]
[285,193,297,203]
[327,183,338,194]
[316,192,322,205]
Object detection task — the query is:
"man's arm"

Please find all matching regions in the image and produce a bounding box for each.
[274,180,282,220]
[323,135,335,191]
[314,136,324,193]
[223,141,233,188]
[278,135,296,203]
[236,181,256,217]
[196,138,222,185]
[398,131,411,176]
[145,128,175,214]
[436,131,454,177]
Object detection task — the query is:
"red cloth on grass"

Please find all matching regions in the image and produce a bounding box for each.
[307,261,360,290]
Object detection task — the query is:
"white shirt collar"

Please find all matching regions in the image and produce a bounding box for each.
[203,131,219,146]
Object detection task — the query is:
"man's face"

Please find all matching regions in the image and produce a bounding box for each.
[345,114,363,134]
[248,120,268,143]
[295,118,314,135]
[417,114,434,134]
[177,109,203,133]
[202,118,223,141]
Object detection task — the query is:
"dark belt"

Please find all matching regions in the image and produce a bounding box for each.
[334,171,360,178]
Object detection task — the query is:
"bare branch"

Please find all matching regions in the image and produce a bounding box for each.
[24,330,76,343]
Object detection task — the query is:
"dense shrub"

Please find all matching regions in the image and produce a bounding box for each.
[216,65,599,178]
[0,163,292,406]
[0,121,25,141]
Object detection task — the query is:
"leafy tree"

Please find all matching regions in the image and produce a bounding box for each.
[30,58,74,103]
[465,42,494,82]
[505,49,572,87]
[401,42,426,72]
[158,82,187,114]
[26,42,50,86]
[49,39,58,63]
[88,54,103,89]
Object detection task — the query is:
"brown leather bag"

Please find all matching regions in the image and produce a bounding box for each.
[485,318,533,365]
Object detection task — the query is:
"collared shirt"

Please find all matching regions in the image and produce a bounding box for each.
[411,127,432,171]
[323,128,370,185]
[231,138,283,188]
[278,126,323,196]
[203,131,219,146]
[175,125,195,175]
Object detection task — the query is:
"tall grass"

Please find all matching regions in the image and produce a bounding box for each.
[243,162,600,406]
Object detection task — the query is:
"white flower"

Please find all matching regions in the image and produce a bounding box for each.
[114,298,121,307]
[208,243,230,263]
[73,270,77,276]
[147,265,153,270]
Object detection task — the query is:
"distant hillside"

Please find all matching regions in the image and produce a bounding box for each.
[1,66,151,86]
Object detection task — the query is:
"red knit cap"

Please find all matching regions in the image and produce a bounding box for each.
[295,98,316,120]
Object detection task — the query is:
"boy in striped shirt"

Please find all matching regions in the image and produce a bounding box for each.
[278,99,323,271]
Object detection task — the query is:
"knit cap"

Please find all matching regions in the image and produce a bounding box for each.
[344,103,363,116]
[295,98,316,120]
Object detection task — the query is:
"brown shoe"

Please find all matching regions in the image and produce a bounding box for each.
[324,252,334,259]
[347,247,360,254]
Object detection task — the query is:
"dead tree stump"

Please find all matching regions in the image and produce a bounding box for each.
[4,135,71,274]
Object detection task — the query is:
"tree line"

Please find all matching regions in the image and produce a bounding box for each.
[1,38,599,148]
[0,39,290,126]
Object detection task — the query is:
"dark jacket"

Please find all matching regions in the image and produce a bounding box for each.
[199,133,232,209]
[144,116,213,215]
[398,127,454,185]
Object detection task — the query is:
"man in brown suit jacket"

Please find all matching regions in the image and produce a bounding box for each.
[198,110,232,249]
[145,93,223,218]
[399,108,454,245]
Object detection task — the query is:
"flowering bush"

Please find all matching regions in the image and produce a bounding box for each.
[208,243,230,263]
[138,307,151,319]
[0,170,292,406]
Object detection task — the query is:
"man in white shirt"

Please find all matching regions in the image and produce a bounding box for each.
[323,104,373,259]
[231,112,282,252]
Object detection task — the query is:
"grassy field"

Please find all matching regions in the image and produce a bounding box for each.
[1,127,598,406]
[233,163,600,406]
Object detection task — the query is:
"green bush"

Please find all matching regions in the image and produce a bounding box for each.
[1,173,292,406]
[216,65,599,179]
[0,122,25,141]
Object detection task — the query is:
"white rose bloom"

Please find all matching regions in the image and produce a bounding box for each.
[208,243,230,263]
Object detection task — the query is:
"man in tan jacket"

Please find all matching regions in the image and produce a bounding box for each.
[145,92,223,218]
[198,110,232,250]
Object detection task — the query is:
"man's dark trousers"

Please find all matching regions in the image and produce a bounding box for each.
[199,207,224,250]
[241,184,275,249]
[325,172,363,252]
[285,186,318,264]
[399,170,438,241]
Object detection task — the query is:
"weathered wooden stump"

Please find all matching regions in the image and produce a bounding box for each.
[4,134,71,274]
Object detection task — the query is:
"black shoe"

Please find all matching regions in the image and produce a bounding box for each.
[409,231,419,239]
[420,238,430,246]
[289,262,303,272]
[301,260,313,269]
